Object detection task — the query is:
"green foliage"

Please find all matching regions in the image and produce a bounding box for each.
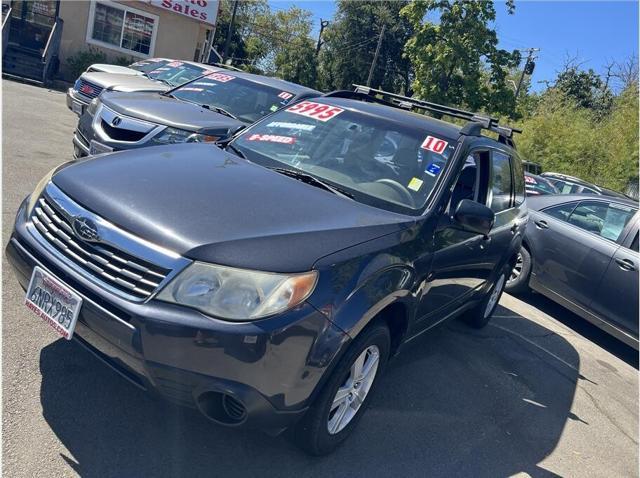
[517,84,639,192]
[65,48,106,79]
[274,36,318,86]
[401,0,521,116]
[317,1,413,92]
[113,55,134,67]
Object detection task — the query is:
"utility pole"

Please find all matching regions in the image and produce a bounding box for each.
[515,48,540,100]
[222,0,239,62]
[316,19,329,55]
[366,24,386,87]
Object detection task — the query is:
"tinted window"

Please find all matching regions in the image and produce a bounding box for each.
[489,151,513,212]
[232,100,457,214]
[512,156,525,205]
[543,202,577,221]
[567,201,637,241]
[631,233,639,252]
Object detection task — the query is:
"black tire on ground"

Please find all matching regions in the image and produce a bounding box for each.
[461,267,509,329]
[505,247,532,294]
[292,322,391,456]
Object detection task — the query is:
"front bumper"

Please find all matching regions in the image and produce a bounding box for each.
[66,88,90,117]
[6,198,350,432]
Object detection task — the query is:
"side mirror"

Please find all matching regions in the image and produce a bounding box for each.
[453,199,495,236]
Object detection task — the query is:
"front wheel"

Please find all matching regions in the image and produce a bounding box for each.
[293,323,390,455]
[461,269,507,329]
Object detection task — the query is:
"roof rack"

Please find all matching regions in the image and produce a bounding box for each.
[345,85,522,140]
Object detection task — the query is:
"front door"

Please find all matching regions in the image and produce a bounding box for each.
[9,0,58,51]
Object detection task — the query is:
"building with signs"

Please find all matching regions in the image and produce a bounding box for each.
[2,0,220,83]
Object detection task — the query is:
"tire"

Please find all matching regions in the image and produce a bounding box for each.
[505,247,531,294]
[293,322,391,456]
[461,268,508,329]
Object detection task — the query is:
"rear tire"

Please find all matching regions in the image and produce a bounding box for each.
[461,268,508,329]
[293,322,390,456]
[505,247,531,294]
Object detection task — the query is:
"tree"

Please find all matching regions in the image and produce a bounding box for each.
[274,36,318,87]
[317,1,414,93]
[401,0,521,116]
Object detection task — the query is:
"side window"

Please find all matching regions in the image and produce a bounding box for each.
[448,153,481,213]
[544,202,578,221]
[512,155,525,206]
[630,232,639,252]
[489,151,513,213]
[567,201,637,241]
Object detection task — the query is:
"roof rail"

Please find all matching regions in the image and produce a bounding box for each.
[351,84,522,139]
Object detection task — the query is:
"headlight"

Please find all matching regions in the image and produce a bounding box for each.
[87,97,100,116]
[150,127,219,145]
[157,262,318,321]
[73,79,81,91]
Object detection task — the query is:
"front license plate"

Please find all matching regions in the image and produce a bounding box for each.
[89,140,113,156]
[71,100,84,116]
[25,267,82,340]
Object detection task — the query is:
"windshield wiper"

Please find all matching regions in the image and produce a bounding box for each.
[225,143,246,159]
[269,167,354,199]
[200,104,238,120]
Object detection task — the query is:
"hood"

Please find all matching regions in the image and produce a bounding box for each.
[52,144,412,272]
[100,91,245,135]
[87,64,142,76]
[80,72,167,92]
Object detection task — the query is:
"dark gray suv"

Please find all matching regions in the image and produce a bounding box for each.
[7,87,526,455]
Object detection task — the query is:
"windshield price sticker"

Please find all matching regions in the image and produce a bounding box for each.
[247,134,296,144]
[421,135,449,154]
[207,72,235,83]
[278,91,294,100]
[166,61,184,67]
[525,175,537,184]
[286,101,344,122]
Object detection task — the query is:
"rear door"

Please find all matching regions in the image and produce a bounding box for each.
[528,200,624,310]
[590,212,639,338]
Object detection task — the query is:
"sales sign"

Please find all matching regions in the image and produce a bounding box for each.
[148,0,220,26]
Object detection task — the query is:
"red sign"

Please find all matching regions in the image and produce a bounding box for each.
[420,136,448,154]
[286,101,344,122]
[246,134,296,145]
[80,84,94,95]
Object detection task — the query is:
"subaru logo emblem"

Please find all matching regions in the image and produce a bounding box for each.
[111,116,122,126]
[72,216,100,242]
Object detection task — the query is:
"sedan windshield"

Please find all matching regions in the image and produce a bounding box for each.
[171,73,296,123]
[146,61,212,87]
[129,59,169,73]
[232,100,457,214]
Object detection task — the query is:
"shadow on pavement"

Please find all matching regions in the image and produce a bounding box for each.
[513,291,638,369]
[40,304,580,478]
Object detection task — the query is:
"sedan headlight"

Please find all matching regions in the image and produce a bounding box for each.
[157,262,318,321]
[87,97,100,116]
[151,127,219,145]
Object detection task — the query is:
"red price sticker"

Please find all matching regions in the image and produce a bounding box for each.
[420,136,449,154]
[166,61,184,67]
[278,91,294,100]
[207,73,235,83]
[524,176,537,184]
[246,134,296,144]
[286,101,344,122]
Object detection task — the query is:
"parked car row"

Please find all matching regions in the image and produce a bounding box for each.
[7,64,532,455]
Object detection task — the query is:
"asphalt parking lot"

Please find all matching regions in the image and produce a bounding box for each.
[2,79,638,477]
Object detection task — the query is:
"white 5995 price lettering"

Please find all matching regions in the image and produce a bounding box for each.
[286,101,344,122]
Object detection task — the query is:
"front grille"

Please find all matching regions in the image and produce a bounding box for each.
[77,79,103,100]
[101,120,147,142]
[31,196,170,299]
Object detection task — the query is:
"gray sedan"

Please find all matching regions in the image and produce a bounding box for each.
[506,194,639,349]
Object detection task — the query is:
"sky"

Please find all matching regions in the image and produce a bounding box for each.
[268,0,639,92]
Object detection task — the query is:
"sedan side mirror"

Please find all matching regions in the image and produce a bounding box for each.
[453,199,495,236]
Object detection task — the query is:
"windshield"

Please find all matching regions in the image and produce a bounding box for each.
[171,72,296,123]
[146,61,212,87]
[525,175,558,195]
[129,59,170,73]
[231,100,457,214]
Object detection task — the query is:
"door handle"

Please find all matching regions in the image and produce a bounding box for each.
[615,258,636,271]
[534,220,549,229]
